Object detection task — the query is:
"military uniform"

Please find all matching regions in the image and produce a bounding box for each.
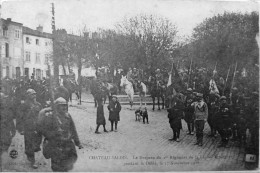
[19,89,42,167]
[184,89,195,135]
[215,96,233,147]
[37,98,82,172]
[207,94,219,137]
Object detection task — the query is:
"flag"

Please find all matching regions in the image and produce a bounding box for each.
[167,73,172,87]
[209,79,219,94]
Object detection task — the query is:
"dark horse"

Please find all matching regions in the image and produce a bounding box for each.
[89,78,118,107]
[148,76,166,111]
[62,78,80,104]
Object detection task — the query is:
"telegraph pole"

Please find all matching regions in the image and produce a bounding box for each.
[51,2,59,86]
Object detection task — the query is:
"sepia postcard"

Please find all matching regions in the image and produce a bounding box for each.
[0,0,259,172]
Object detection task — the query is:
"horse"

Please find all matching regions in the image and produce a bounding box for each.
[148,76,166,111]
[62,78,80,105]
[136,80,147,107]
[120,75,134,108]
[89,78,108,107]
[103,82,118,100]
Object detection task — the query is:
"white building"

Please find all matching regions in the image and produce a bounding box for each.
[23,26,53,79]
[0,18,23,79]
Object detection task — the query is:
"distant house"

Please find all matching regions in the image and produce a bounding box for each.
[23,25,53,79]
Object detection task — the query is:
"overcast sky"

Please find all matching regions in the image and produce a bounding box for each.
[1,0,259,37]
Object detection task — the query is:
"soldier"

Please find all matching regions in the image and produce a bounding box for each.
[167,94,184,142]
[184,88,195,135]
[192,93,208,146]
[215,96,233,148]
[19,89,42,168]
[207,93,220,137]
[37,97,83,172]
[155,69,163,86]
[0,93,16,155]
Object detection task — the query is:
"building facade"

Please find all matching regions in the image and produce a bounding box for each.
[23,26,53,79]
[0,18,23,79]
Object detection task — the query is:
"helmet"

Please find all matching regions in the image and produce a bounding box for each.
[54,97,67,105]
[26,89,36,95]
[220,96,227,100]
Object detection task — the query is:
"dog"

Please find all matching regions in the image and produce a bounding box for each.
[135,107,142,122]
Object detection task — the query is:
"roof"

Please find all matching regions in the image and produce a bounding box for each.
[1,18,23,27]
[23,26,53,39]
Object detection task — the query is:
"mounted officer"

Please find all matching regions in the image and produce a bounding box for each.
[215,96,233,148]
[37,97,83,172]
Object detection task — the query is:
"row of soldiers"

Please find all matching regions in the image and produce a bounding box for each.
[167,87,259,152]
[0,87,83,171]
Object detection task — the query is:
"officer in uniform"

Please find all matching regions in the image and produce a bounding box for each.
[155,69,163,86]
[184,88,195,135]
[37,97,83,172]
[19,89,42,168]
[215,96,233,148]
[131,68,139,91]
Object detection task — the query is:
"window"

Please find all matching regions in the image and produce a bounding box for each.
[6,66,9,78]
[36,53,41,64]
[25,68,29,77]
[36,69,41,79]
[15,30,20,39]
[25,51,31,62]
[5,43,9,57]
[45,54,49,64]
[16,67,21,79]
[36,39,39,45]
[26,37,30,44]
[3,29,8,37]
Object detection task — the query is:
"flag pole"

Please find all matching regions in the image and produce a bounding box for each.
[187,57,193,88]
[223,65,231,95]
[230,61,238,105]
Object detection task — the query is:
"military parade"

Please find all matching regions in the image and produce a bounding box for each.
[0,0,259,172]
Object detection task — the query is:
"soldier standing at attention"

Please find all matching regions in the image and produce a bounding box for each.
[184,88,195,135]
[37,97,83,172]
[215,96,233,148]
[192,93,208,146]
[19,89,42,168]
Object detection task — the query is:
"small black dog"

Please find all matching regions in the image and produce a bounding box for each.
[142,107,149,124]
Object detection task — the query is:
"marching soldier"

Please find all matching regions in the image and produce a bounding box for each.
[19,89,42,168]
[215,96,233,148]
[37,97,83,172]
[192,93,208,146]
[184,88,195,135]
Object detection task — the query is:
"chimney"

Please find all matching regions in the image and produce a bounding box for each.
[36,25,43,32]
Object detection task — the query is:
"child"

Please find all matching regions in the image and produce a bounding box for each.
[135,107,142,121]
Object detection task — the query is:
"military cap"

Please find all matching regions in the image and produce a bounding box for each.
[197,93,203,97]
[232,87,238,90]
[220,96,227,100]
[54,97,67,105]
[26,89,36,95]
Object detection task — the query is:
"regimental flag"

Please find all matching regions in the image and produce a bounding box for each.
[209,79,219,94]
[167,72,172,87]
